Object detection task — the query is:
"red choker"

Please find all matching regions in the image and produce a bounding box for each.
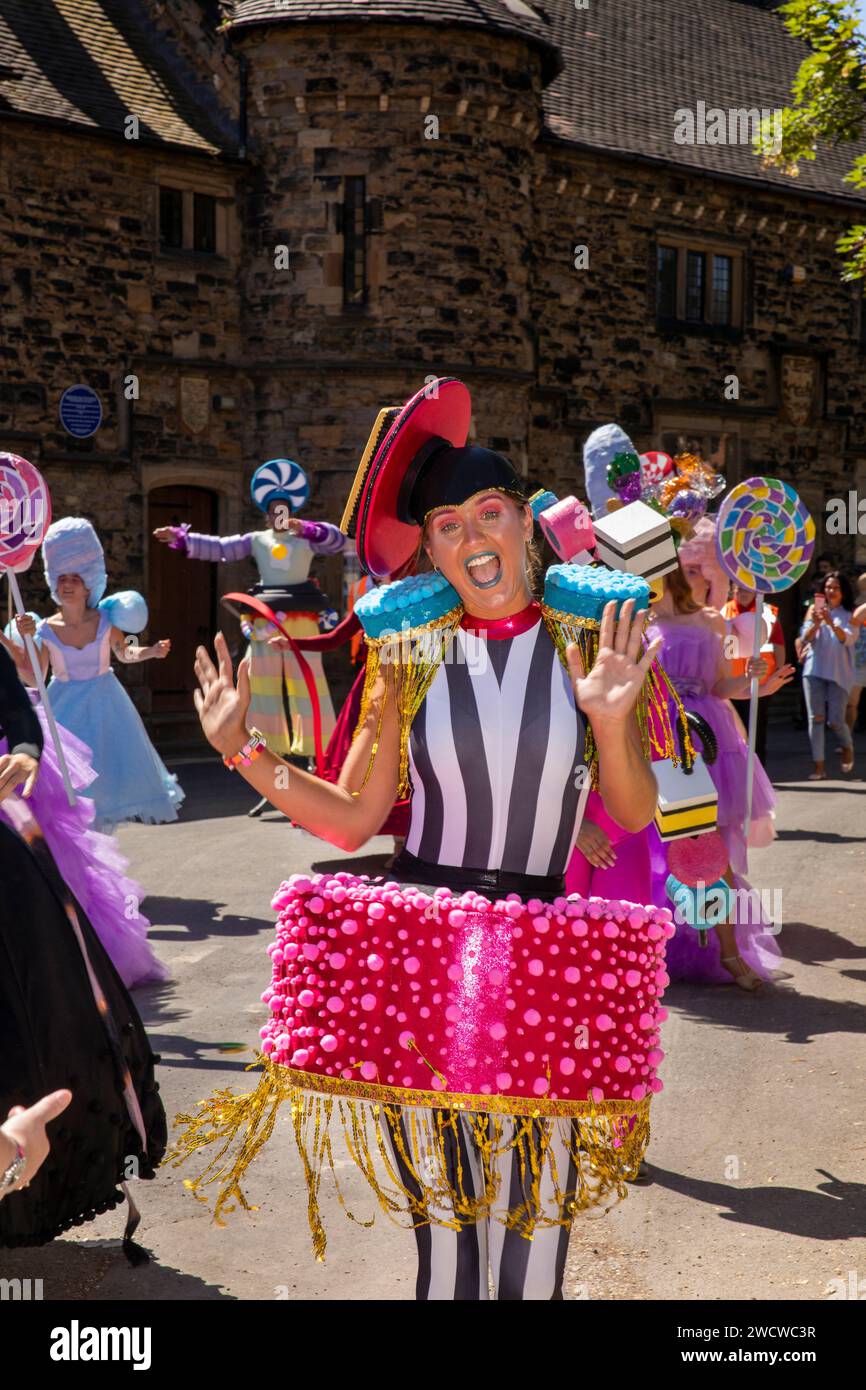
[460,601,541,639]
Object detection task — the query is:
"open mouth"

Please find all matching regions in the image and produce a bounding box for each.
[464,550,502,590]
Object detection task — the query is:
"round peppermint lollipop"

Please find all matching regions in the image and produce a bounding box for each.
[0,453,52,572]
[715,477,815,594]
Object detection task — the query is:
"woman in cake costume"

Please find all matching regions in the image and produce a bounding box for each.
[12,517,183,832]
[153,459,345,774]
[1,617,166,987]
[175,381,685,1301]
[0,642,166,1253]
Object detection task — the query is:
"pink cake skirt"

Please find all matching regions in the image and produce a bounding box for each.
[174,872,674,1257]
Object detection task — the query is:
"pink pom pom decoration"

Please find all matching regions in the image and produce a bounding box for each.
[667,830,730,888]
[257,876,672,1111]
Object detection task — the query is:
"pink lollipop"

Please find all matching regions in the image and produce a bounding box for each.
[0,453,52,572]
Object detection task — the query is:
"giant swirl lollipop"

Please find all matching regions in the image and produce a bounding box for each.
[716,477,815,828]
[0,452,51,571]
[0,453,75,804]
[716,477,815,594]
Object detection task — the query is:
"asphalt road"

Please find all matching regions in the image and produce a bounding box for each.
[3,728,865,1302]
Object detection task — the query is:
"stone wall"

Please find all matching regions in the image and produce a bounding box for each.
[531,144,866,570]
[0,119,245,630]
[233,20,547,535]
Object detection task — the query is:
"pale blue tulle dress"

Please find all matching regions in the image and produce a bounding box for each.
[39,613,184,831]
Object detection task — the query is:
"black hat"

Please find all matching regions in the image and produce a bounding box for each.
[341,380,522,578]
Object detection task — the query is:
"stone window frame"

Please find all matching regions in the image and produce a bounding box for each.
[655,233,746,334]
[153,168,234,260]
[653,411,742,484]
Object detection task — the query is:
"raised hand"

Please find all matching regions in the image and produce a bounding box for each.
[760,662,796,697]
[151,638,171,659]
[193,632,252,757]
[566,599,662,731]
[153,527,175,544]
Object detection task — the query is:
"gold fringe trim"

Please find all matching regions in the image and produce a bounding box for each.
[540,605,692,787]
[353,608,463,798]
[170,1058,652,1261]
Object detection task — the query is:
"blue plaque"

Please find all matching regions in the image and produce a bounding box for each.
[59,385,103,438]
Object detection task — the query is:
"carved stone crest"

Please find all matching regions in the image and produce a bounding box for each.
[781,355,818,427]
[179,376,210,435]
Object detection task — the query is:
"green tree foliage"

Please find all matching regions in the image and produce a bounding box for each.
[756,1,866,280]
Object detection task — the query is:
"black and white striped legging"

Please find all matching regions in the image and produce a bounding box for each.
[384,1109,579,1300]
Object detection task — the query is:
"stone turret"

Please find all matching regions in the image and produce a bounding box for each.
[227,1,562,493]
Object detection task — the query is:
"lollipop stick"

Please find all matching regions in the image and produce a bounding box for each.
[6,571,77,807]
[743,592,764,837]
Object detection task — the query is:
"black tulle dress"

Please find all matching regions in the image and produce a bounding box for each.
[0,645,166,1249]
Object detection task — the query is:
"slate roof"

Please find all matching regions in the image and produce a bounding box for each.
[542,0,866,206]
[0,0,238,155]
[229,0,563,81]
[1,1,863,204]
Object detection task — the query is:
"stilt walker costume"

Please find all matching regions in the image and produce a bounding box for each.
[158,460,345,759]
[176,382,687,1297]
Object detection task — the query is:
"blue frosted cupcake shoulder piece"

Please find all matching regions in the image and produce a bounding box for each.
[354,571,462,639]
[543,562,649,621]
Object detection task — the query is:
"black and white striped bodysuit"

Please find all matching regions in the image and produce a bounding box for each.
[405,615,586,880]
[390,609,589,1299]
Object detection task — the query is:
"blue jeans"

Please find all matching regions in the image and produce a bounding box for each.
[803,675,853,763]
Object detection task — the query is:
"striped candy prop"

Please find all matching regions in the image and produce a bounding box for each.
[715,477,815,595]
[715,477,814,832]
[0,452,51,573]
[0,454,75,805]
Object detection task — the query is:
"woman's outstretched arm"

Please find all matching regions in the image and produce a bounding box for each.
[194,632,400,851]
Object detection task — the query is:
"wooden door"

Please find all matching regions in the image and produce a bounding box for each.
[147,486,217,714]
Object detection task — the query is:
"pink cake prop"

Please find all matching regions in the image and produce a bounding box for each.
[260,872,674,1110]
[538,496,596,563]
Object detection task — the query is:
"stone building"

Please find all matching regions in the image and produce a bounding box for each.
[1,0,864,738]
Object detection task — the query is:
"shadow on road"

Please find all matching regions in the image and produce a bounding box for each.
[142,895,271,943]
[311,852,396,878]
[666,974,866,1044]
[646,1165,866,1241]
[162,762,262,822]
[0,1239,235,1300]
[147,1033,256,1075]
[777,920,866,966]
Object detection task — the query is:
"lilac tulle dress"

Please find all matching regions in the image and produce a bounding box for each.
[646,617,782,984]
[0,697,168,989]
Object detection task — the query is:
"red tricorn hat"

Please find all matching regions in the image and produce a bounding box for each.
[341,379,472,578]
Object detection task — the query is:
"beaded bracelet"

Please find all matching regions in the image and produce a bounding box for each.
[223,728,267,771]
